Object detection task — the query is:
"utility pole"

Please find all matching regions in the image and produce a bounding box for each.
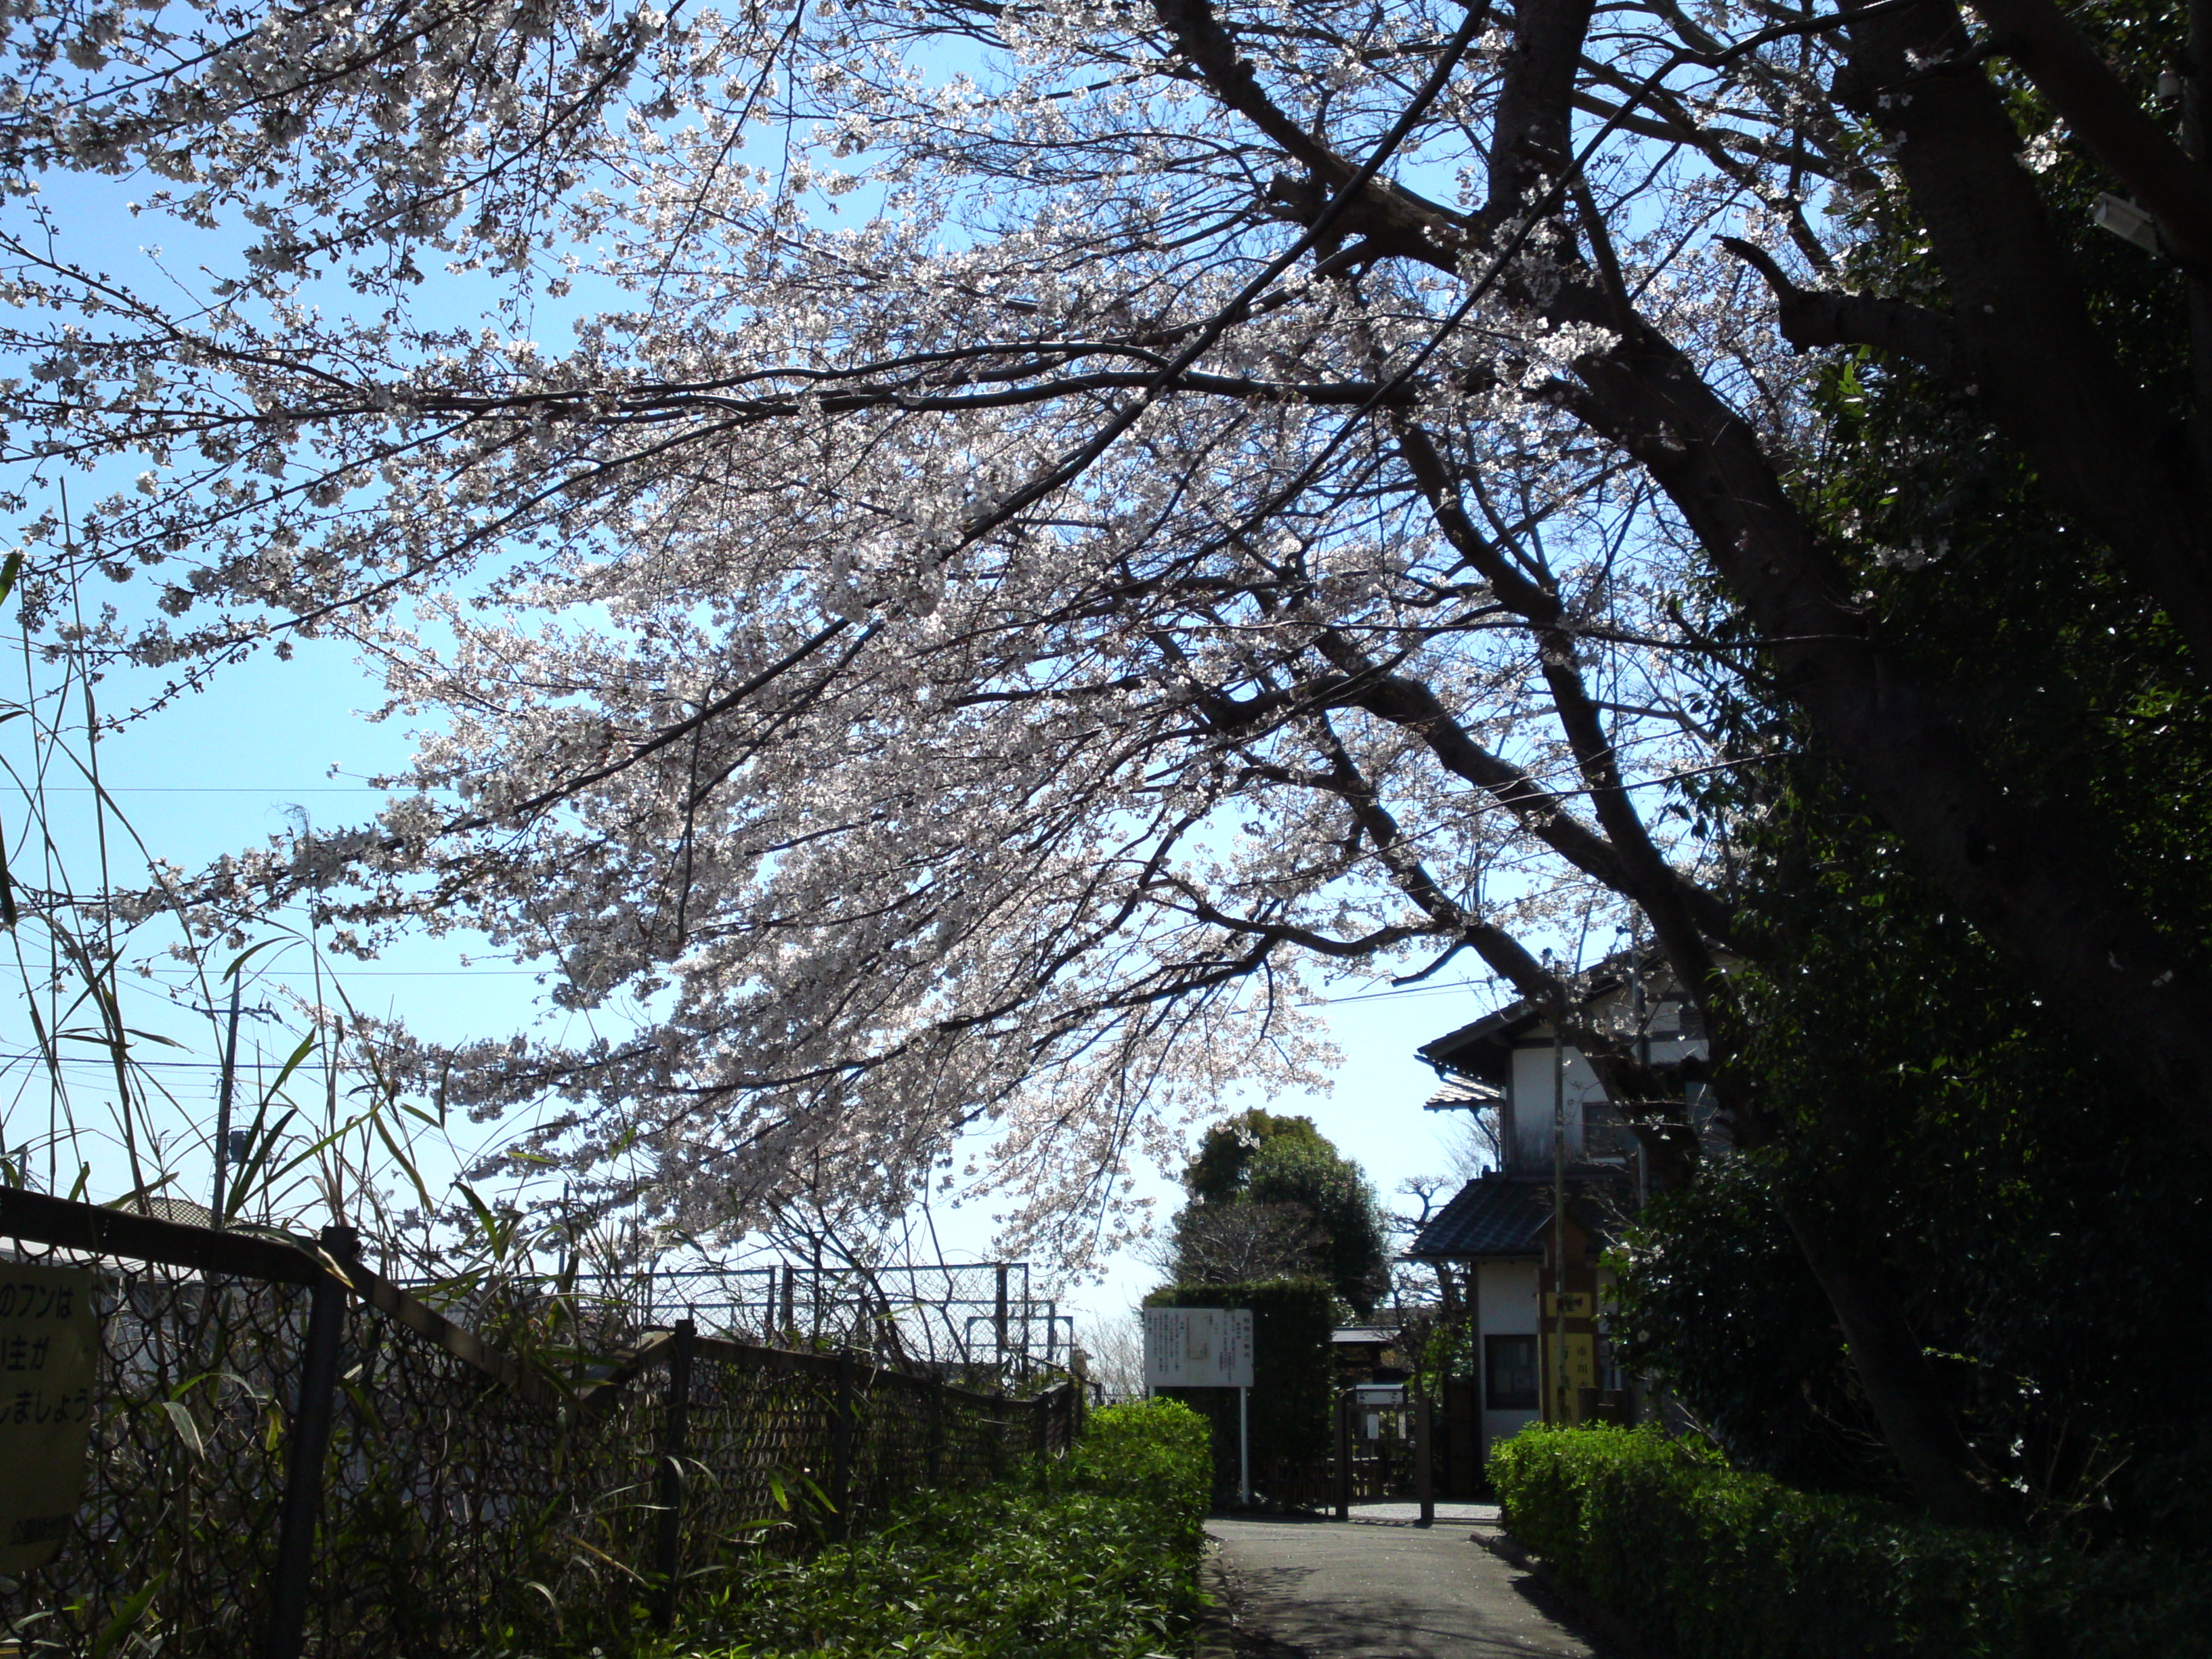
[1551,997,1569,1424]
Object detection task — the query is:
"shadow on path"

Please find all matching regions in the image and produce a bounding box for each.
[1207,1516,1622,1659]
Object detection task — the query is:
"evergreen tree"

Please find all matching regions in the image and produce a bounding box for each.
[1172,1111,1389,1316]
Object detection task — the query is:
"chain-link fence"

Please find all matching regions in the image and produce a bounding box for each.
[554,1260,1076,1380]
[0,1190,1080,1658]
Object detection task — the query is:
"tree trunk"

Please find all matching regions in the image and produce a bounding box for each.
[1780,1200,2013,1531]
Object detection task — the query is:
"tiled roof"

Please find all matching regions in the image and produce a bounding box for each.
[1408,1175,1551,1259]
[1331,1326,1397,1345]
[1422,1074,1501,1112]
[1407,1174,1621,1260]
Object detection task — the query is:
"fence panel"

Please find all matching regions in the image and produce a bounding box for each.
[303,1286,585,1653]
[1,1192,1080,1657]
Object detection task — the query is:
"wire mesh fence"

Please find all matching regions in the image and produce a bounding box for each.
[554,1260,1077,1378]
[0,1190,1080,1658]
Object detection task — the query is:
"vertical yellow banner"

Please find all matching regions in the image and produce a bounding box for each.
[0,1263,98,1574]
[1544,1333,1597,1421]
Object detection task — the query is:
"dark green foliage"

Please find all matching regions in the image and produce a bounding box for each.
[1183,1108,1314,1204]
[1177,1109,1388,1313]
[1646,563,2212,1530]
[1609,1155,1899,1499]
[1626,0,2212,1533]
[1637,749,2212,1528]
[661,1399,1212,1659]
[1148,1278,1334,1504]
[1243,1136,1388,1314]
[1488,1425,2212,1659]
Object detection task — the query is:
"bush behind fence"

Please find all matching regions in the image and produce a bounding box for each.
[0,1190,1078,1657]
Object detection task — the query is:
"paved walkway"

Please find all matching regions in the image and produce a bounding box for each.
[1204,1505,1612,1658]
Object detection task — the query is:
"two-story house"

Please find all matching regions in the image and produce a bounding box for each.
[1405,955,1714,1482]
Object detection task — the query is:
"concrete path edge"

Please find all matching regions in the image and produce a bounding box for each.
[1190,1537,1238,1659]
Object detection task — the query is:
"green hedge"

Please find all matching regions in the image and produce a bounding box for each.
[1147,1278,1334,1502]
[1488,1424,2210,1659]
[662,1398,1213,1658]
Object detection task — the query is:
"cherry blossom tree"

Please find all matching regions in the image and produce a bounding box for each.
[3,0,2209,1522]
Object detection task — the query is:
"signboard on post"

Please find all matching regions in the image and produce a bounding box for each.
[1142,1307,1253,1388]
[0,1262,97,1574]
[1144,1307,1255,1505]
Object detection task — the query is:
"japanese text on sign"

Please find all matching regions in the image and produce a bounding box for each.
[0,1263,97,1575]
[1142,1307,1254,1389]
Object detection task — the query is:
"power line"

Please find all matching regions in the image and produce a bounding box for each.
[21,786,431,794]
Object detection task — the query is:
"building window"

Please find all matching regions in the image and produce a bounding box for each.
[1486,1334,1539,1411]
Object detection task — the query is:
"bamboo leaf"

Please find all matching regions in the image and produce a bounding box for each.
[370,1107,437,1214]
[160,1400,207,1461]
[222,937,289,981]
[118,1027,189,1049]
[90,1572,165,1659]
[263,1032,319,1100]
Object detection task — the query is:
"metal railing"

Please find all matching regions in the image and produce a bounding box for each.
[0,1189,1080,1658]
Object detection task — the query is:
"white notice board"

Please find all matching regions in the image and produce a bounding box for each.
[1143,1307,1254,1388]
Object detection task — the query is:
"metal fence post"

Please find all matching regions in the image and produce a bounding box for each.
[264,1224,354,1659]
[653,1318,696,1632]
[831,1348,855,1540]
[1414,1388,1435,1528]
[992,1265,1009,1372]
[1032,1390,1049,1459]
[1334,1389,1352,1521]
[926,1375,946,1487]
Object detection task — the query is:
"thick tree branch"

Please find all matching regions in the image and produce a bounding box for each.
[1542,289,2212,1159]
[1152,0,1477,261]
[1487,0,1601,216]
[1843,0,2212,664]
[1377,424,1754,968]
[1974,0,2212,275]
[1718,236,1959,376]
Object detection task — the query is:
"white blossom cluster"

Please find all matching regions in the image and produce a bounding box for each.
[0,0,1901,1259]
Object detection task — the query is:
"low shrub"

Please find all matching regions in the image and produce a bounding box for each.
[1062,1394,1215,1529]
[660,1397,1213,1659]
[1487,1423,2211,1659]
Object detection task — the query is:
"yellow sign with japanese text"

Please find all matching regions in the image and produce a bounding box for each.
[0,1264,97,1574]
[1544,1331,1598,1421]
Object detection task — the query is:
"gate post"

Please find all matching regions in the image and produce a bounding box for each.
[264,1224,355,1659]
[653,1319,696,1631]
[1334,1388,1352,1521]
[1414,1388,1435,1528]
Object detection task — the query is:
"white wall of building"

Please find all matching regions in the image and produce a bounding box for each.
[1505,1036,1602,1167]
[1503,1008,1706,1173]
[1476,1257,1541,1451]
